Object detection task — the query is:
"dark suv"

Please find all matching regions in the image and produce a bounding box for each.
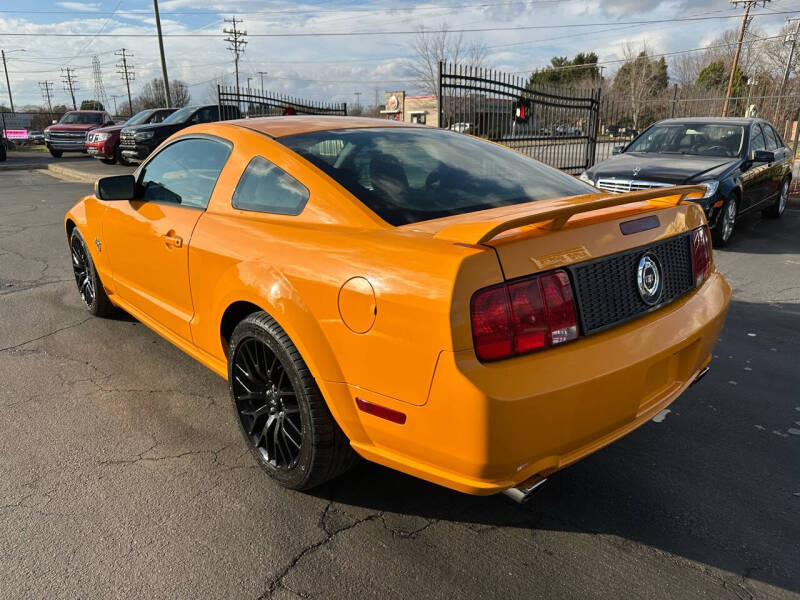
[119,104,241,163]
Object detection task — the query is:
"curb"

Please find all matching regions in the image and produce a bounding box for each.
[45,163,98,183]
[0,163,49,172]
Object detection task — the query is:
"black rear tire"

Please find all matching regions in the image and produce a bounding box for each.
[69,228,114,317]
[228,311,358,490]
[763,178,789,219]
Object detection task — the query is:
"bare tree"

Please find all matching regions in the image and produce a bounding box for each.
[134,78,191,109]
[612,42,669,129]
[406,23,489,100]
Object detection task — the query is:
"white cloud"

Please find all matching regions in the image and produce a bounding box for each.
[56,2,102,12]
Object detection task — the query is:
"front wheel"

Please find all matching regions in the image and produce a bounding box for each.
[49,147,63,158]
[70,229,114,317]
[763,178,789,219]
[117,147,132,167]
[711,195,737,247]
[228,312,357,490]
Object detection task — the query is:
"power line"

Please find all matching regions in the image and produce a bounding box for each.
[0,11,798,37]
[223,17,247,95]
[115,49,134,116]
[60,67,78,110]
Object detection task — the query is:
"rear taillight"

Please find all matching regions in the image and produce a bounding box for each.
[470,270,579,362]
[691,226,711,287]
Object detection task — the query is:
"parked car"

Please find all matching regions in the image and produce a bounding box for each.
[65,117,729,499]
[581,117,792,245]
[604,124,622,136]
[27,130,45,145]
[119,104,242,163]
[44,110,114,157]
[449,122,472,134]
[86,108,177,165]
[0,134,6,161]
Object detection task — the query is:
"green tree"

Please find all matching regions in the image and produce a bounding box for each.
[695,60,747,97]
[529,52,599,87]
[80,100,104,110]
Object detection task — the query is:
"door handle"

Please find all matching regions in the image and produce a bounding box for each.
[161,232,183,248]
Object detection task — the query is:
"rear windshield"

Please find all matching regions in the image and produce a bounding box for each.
[280,127,595,226]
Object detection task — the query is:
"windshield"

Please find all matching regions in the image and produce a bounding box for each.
[126,110,154,126]
[162,106,195,124]
[60,112,103,125]
[626,123,745,158]
[281,127,595,226]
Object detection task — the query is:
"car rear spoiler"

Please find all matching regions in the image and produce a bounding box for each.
[433,185,706,245]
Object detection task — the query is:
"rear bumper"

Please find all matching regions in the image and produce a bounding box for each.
[349,270,730,495]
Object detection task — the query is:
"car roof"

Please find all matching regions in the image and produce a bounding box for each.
[230,116,422,138]
[654,117,761,126]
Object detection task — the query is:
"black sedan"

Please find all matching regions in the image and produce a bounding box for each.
[581,118,792,245]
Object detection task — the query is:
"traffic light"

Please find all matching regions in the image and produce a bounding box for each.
[513,98,531,124]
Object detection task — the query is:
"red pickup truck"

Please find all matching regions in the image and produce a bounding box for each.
[44,110,115,158]
[85,108,176,165]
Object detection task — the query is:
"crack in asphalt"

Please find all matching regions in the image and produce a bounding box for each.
[0,317,91,353]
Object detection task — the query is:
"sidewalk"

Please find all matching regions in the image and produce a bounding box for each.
[1,151,134,182]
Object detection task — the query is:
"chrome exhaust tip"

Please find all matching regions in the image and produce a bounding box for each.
[502,474,547,503]
[691,365,711,387]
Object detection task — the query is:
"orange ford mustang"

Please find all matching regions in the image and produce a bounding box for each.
[64,117,730,499]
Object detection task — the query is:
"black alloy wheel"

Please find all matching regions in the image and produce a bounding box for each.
[228,312,357,490]
[232,337,304,469]
[69,229,114,316]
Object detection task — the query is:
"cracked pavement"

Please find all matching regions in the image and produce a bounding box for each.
[0,170,798,599]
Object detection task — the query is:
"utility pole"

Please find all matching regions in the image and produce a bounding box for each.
[1,49,25,113]
[775,16,800,119]
[354,91,362,109]
[247,76,252,89]
[153,0,172,107]
[39,81,54,116]
[61,67,78,110]
[258,70,268,90]
[223,17,247,96]
[116,49,135,116]
[723,0,770,117]
[110,94,119,116]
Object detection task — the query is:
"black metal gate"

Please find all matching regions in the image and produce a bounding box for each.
[217,85,347,118]
[438,62,600,174]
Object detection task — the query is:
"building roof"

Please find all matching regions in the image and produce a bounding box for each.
[231,115,421,138]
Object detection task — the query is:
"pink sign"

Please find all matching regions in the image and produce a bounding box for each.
[2,129,28,139]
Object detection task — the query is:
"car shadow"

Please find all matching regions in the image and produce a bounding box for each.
[309,299,800,593]
[716,203,798,255]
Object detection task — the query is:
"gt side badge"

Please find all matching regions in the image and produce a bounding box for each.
[94,238,102,252]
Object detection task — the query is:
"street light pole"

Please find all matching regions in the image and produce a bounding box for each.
[258,71,268,91]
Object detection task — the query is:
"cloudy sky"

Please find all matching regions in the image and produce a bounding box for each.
[1,0,798,111]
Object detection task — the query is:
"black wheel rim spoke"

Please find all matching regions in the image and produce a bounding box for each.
[233,337,303,469]
[70,236,94,307]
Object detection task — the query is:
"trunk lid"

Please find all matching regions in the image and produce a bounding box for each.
[408,186,706,280]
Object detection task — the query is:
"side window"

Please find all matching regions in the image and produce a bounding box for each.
[232,156,309,216]
[750,125,766,153]
[195,107,218,123]
[765,125,782,150]
[139,138,232,209]
[770,125,786,148]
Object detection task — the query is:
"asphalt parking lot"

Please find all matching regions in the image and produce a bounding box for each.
[1,169,798,599]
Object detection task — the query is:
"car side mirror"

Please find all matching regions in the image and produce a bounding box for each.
[95,174,136,201]
[612,145,626,155]
[749,149,774,163]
